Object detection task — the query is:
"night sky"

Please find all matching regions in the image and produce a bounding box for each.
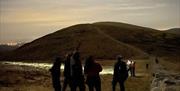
[0,0,180,43]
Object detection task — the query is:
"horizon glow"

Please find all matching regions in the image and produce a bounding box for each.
[0,0,180,43]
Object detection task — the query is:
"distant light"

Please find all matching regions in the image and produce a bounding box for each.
[7,42,18,46]
[1,61,113,75]
[0,42,25,46]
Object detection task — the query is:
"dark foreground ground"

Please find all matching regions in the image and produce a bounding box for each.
[0,59,156,91]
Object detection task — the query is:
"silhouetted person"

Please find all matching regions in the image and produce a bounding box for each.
[132,61,136,77]
[155,57,159,64]
[84,56,102,91]
[129,60,135,77]
[63,53,73,91]
[71,51,85,91]
[50,57,62,91]
[146,63,149,70]
[112,55,128,91]
[126,60,131,76]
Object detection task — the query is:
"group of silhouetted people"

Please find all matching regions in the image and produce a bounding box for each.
[50,51,129,91]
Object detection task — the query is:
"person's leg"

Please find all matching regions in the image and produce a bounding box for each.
[71,81,76,91]
[53,79,61,91]
[93,76,101,91]
[112,80,117,91]
[71,86,76,91]
[54,87,59,91]
[87,79,93,91]
[88,84,94,91]
[95,77,101,91]
[119,82,125,91]
[54,83,61,91]
[133,67,135,77]
[79,84,85,91]
[132,68,134,77]
[62,78,68,91]
[60,82,62,91]
[71,85,77,91]
[78,79,85,91]
[130,68,133,77]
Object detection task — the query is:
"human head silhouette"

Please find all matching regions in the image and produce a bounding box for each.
[117,55,123,62]
[54,56,61,65]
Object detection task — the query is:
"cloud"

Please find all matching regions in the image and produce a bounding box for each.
[0,0,179,43]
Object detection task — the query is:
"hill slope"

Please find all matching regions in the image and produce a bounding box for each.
[8,24,147,60]
[93,22,180,57]
[165,28,180,35]
[1,22,180,61]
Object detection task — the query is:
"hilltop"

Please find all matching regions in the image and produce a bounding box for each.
[165,28,180,35]
[1,22,180,61]
[93,22,180,57]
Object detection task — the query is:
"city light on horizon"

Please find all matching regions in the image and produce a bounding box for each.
[0,0,180,43]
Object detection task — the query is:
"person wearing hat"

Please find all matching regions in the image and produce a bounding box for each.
[112,55,128,91]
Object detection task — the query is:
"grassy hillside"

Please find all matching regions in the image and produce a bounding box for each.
[8,24,147,60]
[1,22,180,61]
[0,45,18,52]
[165,28,180,35]
[93,22,180,57]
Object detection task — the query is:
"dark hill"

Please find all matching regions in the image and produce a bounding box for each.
[93,22,180,57]
[8,24,147,60]
[0,45,18,52]
[1,22,180,61]
[165,28,180,35]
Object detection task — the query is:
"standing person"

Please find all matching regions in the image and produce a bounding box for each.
[62,53,73,91]
[50,57,62,91]
[129,60,133,77]
[112,55,128,91]
[146,63,149,70]
[132,61,136,77]
[71,51,85,91]
[129,60,135,77]
[155,57,159,64]
[84,56,102,91]
[126,60,131,76]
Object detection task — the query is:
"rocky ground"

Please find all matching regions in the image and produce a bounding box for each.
[150,61,180,91]
[0,63,52,91]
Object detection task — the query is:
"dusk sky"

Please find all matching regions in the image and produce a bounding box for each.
[0,0,180,43]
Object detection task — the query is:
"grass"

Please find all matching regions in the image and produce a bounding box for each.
[0,59,152,91]
[5,21,180,61]
[98,59,152,91]
[159,57,180,73]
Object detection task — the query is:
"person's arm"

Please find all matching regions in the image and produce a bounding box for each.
[63,61,67,76]
[84,65,88,75]
[98,64,103,72]
[49,65,54,72]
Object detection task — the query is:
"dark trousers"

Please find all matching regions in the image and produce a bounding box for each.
[62,77,71,91]
[132,67,135,77]
[130,68,135,77]
[52,78,61,91]
[71,78,85,91]
[112,80,125,91]
[86,76,101,91]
